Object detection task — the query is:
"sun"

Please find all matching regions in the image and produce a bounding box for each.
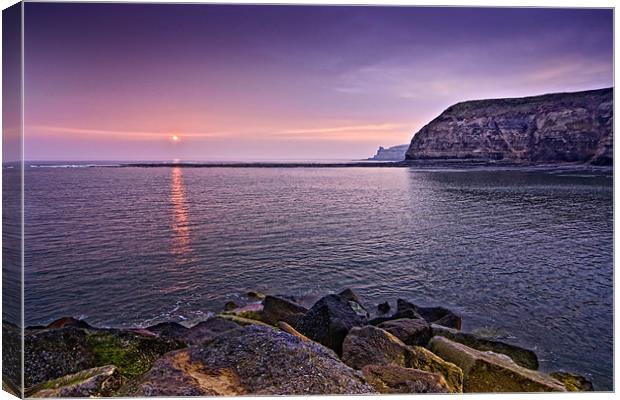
[171,135,180,142]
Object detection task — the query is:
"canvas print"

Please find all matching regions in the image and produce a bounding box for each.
[1,1,614,397]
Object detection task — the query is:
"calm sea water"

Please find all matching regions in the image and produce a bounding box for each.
[17,165,613,389]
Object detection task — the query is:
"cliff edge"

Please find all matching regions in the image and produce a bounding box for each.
[405,88,613,165]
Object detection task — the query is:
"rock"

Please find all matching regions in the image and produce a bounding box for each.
[405,88,613,165]
[223,302,265,321]
[25,327,97,388]
[338,288,362,304]
[181,317,239,345]
[218,313,272,327]
[393,299,423,319]
[428,336,565,392]
[378,318,432,346]
[362,364,450,393]
[550,371,594,391]
[431,324,538,370]
[25,326,183,387]
[277,321,311,342]
[406,345,464,393]
[122,325,375,396]
[341,326,462,393]
[223,301,239,311]
[46,317,92,330]
[261,295,307,326]
[146,321,189,340]
[246,291,266,300]
[377,301,390,314]
[342,326,409,369]
[26,365,121,398]
[295,294,368,355]
[396,299,461,329]
[2,321,21,394]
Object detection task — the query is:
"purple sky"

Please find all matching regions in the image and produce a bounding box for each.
[22,4,613,161]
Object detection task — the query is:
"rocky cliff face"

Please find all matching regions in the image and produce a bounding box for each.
[405,88,613,165]
[368,144,409,161]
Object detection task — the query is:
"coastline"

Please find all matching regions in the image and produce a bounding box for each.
[7,289,596,396]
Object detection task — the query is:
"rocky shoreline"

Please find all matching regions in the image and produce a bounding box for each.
[4,289,594,396]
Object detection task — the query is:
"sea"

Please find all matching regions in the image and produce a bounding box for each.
[3,161,614,390]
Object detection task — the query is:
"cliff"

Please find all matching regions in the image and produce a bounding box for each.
[405,88,613,165]
[368,144,409,161]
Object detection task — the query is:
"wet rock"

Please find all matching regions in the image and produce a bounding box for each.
[46,317,92,330]
[431,324,538,370]
[338,288,362,304]
[550,371,594,391]
[246,291,266,300]
[378,318,432,346]
[223,302,265,321]
[429,336,565,392]
[261,295,307,326]
[223,301,239,311]
[25,326,183,387]
[146,322,189,340]
[295,294,368,355]
[122,325,375,396]
[181,317,239,345]
[362,364,451,393]
[377,302,390,314]
[26,365,121,398]
[396,299,461,329]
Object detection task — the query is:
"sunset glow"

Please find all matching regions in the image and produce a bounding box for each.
[22,4,613,161]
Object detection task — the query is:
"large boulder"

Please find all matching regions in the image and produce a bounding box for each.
[431,324,539,370]
[295,294,368,355]
[261,295,308,326]
[429,336,566,392]
[342,326,462,393]
[378,318,432,346]
[362,364,450,393]
[24,326,183,388]
[342,326,409,369]
[26,365,122,398]
[122,325,376,396]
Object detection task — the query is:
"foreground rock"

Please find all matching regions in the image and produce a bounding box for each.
[361,364,450,393]
[550,371,594,391]
[26,365,121,398]
[405,87,613,165]
[429,336,565,392]
[295,292,368,355]
[24,326,184,387]
[342,326,462,393]
[431,324,538,370]
[178,317,239,345]
[122,325,375,396]
[261,295,308,326]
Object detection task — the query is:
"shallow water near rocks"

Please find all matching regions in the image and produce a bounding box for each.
[17,166,613,390]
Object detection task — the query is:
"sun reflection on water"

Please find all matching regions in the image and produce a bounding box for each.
[170,166,191,258]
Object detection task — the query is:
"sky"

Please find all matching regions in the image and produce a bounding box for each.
[20,3,613,161]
